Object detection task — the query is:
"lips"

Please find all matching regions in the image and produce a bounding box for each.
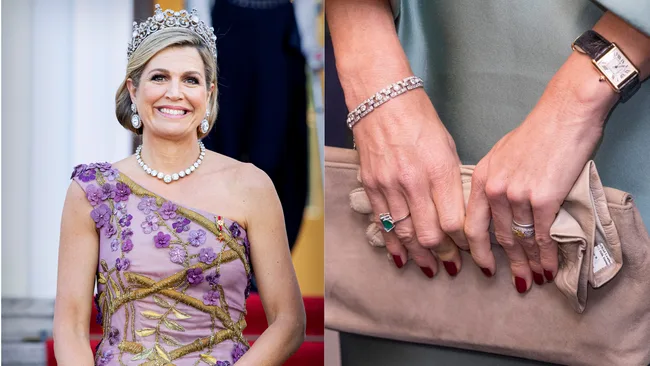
[157,107,188,116]
[155,105,191,118]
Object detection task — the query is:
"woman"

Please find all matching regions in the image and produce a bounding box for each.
[53,6,305,365]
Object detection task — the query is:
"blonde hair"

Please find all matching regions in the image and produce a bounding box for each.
[115,27,218,137]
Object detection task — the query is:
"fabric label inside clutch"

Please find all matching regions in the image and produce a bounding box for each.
[593,242,614,273]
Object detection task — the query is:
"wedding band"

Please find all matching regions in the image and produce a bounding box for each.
[378,212,411,233]
[512,220,535,239]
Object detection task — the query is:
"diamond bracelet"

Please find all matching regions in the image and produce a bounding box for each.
[346,76,424,130]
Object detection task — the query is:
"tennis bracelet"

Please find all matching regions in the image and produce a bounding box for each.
[346,76,424,130]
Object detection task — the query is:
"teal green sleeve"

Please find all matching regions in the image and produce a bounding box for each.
[594,0,650,36]
[390,0,649,36]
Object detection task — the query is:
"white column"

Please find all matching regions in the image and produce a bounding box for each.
[2,0,35,298]
[2,0,133,299]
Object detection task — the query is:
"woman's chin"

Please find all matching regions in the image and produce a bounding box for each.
[147,122,197,140]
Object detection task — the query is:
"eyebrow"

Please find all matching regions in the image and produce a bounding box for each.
[148,68,203,77]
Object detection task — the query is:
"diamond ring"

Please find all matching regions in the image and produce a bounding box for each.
[512,220,535,239]
[379,212,411,233]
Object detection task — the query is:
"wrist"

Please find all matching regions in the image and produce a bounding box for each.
[548,52,619,122]
[337,58,415,110]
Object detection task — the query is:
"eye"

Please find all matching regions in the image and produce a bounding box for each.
[185,77,200,85]
[151,74,166,82]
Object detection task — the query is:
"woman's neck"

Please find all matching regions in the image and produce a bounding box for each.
[139,133,201,175]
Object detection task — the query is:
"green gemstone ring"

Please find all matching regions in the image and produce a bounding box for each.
[379,212,410,233]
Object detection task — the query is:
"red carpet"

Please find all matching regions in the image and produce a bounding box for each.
[46,295,323,365]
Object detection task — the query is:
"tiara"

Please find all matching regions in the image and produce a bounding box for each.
[127,4,217,60]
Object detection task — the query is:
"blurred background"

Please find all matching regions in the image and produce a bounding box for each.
[1,0,324,364]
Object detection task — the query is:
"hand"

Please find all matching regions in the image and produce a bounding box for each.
[465,53,617,293]
[354,88,468,278]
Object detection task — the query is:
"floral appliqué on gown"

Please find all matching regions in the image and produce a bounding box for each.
[71,162,252,366]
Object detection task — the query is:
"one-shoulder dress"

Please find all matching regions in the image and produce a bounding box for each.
[71,162,252,366]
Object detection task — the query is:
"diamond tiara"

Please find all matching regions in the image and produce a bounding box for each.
[127,4,217,60]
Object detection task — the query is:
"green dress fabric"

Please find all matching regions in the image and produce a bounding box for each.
[341,1,649,364]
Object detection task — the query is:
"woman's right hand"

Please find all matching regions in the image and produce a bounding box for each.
[327,0,467,278]
[353,88,468,277]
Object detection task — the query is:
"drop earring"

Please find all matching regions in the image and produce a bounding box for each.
[200,110,210,134]
[131,103,141,129]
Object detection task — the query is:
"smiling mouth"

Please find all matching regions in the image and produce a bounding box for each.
[157,107,189,116]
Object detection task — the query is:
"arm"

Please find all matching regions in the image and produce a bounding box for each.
[327,0,467,278]
[53,182,100,365]
[234,166,305,365]
[465,11,650,292]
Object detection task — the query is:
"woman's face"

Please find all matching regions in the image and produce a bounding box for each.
[128,46,213,140]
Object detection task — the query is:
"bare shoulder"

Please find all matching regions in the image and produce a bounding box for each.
[110,156,137,175]
[204,151,275,194]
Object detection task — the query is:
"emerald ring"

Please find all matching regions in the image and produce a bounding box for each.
[379,212,411,233]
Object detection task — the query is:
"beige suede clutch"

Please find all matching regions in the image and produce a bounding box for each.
[324,146,650,366]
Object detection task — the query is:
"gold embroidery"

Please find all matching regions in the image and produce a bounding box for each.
[161,333,183,347]
[199,354,217,365]
[171,308,191,320]
[119,340,145,354]
[135,328,157,337]
[117,173,250,274]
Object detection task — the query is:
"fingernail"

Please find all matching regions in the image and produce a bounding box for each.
[392,255,404,269]
[420,266,434,278]
[544,269,554,282]
[480,267,493,278]
[515,276,527,293]
[443,261,458,277]
[533,272,544,285]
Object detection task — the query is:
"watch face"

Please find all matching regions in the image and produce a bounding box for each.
[596,48,636,87]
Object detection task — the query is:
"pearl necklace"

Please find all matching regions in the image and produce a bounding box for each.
[135,141,206,184]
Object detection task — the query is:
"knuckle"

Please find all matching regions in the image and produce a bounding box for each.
[535,233,554,249]
[484,180,507,201]
[506,187,529,205]
[494,232,515,249]
[463,224,482,243]
[397,167,418,188]
[376,172,394,190]
[530,193,557,211]
[416,231,445,249]
[439,216,464,236]
[394,225,416,243]
[360,171,380,191]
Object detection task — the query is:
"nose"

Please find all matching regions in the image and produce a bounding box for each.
[165,79,182,101]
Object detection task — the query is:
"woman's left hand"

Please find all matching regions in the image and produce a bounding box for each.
[464,51,619,293]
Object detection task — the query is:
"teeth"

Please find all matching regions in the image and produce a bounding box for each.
[159,108,186,115]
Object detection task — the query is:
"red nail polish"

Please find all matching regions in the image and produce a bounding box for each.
[544,269,554,282]
[392,255,404,269]
[443,261,458,276]
[533,272,544,285]
[420,267,434,278]
[480,267,493,278]
[515,276,527,293]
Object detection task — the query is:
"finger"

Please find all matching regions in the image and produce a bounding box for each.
[509,190,545,286]
[465,163,496,278]
[364,183,408,269]
[401,180,454,277]
[485,178,531,294]
[531,195,561,283]
[384,187,439,278]
[428,158,469,251]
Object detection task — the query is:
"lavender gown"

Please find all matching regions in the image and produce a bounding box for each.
[71,162,252,366]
